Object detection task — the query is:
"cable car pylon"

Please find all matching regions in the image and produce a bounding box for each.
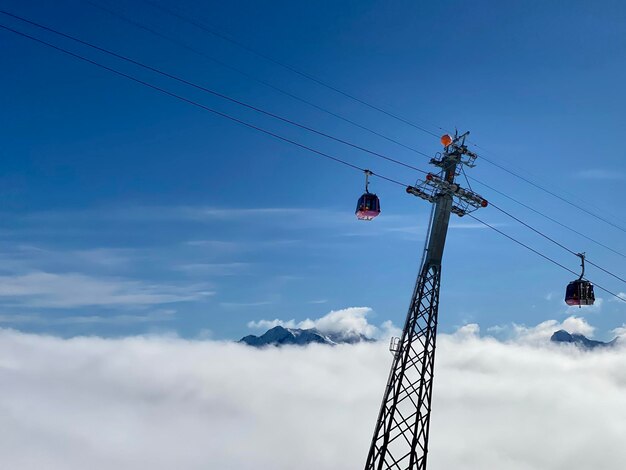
[364,131,488,470]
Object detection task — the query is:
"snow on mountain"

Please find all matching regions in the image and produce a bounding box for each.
[239,325,374,347]
[241,326,622,349]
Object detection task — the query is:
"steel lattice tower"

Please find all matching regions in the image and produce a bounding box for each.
[364,132,487,470]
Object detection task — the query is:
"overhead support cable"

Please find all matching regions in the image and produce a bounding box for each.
[467,214,626,304]
[85,1,433,158]
[78,3,626,237]
[0,22,409,189]
[489,202,626,286]
[469,140,626,224]
[0,9,431,175]
[139,0,446,138]
[478,155,626,234]
[470,177,626,259]
[134,2,626,233]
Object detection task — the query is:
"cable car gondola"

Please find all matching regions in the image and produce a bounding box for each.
[565,252,595,307]
[355,170,381,221]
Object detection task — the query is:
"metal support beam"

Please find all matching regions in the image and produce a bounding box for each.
[364,262,441,470]
[364,131,482,470]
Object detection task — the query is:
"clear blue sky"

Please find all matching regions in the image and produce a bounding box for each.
[0,0,624,340]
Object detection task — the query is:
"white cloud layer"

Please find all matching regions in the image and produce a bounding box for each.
[1,323,626,469]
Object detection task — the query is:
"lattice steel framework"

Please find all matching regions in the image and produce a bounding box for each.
[364,263,441,470]
[364,131,486,470]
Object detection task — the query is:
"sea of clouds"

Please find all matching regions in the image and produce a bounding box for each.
[1,310,626,469]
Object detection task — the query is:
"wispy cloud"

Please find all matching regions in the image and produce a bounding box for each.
[185,207,305,220]
[0,310,177,325]
[573,169,626,181]
[0,245,137,272]
[220,300,276,308]
[26,205,350,224]
[184,238,302,252]
[175,262,250,276]
[183,240,241,250]
[71,248,135,267]
[373,221,504,236]
[0,272,213,308]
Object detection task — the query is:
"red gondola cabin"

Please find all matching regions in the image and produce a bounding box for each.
[564,253,595,307]
[356,193,381,221]
[565,280,595,306]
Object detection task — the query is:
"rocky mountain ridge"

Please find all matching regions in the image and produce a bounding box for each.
[240,326,620,349]
[550,329,618,349]
[239,325,374,347]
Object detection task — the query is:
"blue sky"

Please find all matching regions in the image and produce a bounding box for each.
[0,0,624,340]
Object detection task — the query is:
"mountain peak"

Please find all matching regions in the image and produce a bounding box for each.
[239,325,374,347]
[550,330,617,349]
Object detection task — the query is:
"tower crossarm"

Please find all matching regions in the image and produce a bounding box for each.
[406,173,488,217]
[425,173,488,209]
[405,185,436,203]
